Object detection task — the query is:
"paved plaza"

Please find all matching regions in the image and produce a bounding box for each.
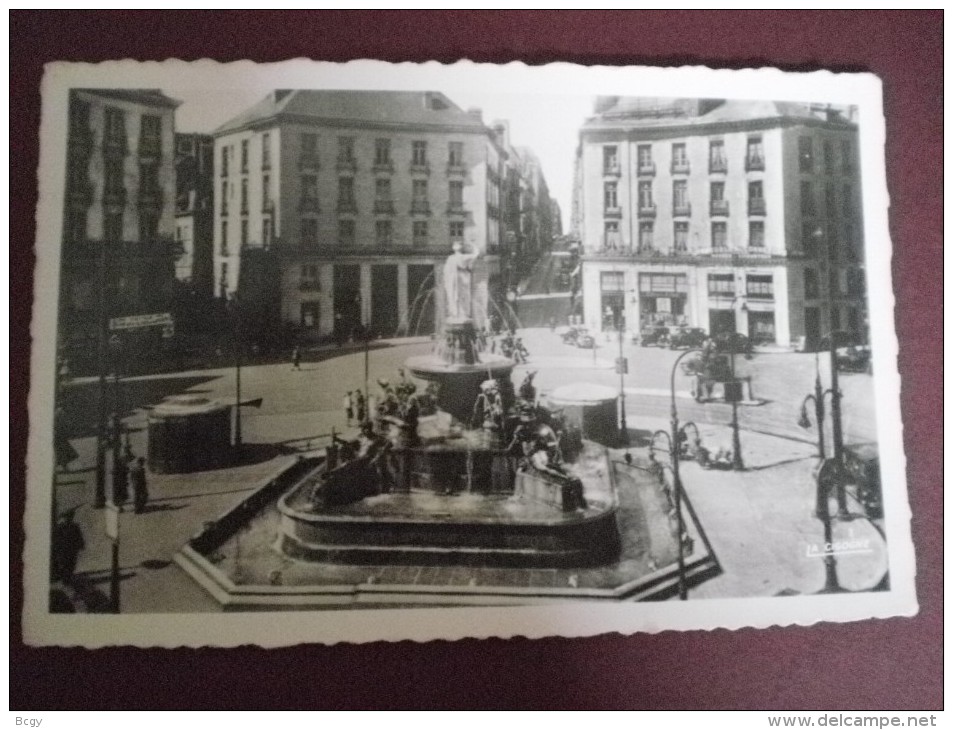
[52,328,885,612]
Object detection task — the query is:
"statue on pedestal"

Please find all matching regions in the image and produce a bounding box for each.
[443,241,480,321]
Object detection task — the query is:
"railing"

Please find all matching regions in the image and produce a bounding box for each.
[604,205,622,218]
[745,155,765,172]
[372,161,394,173]
[410,162,430,175]
[603,164,621,177]
[710,199,730,216]
[336,158,357,172]
[446,163,466,175]
[138,187,163,209]
[671,159,691,175]
[638,204,657,218]
[673,202,692,217]
[298,154,320,170]
[138,136,161,159]
[637,162,656,176]
[374,199,395,214]
[709,158,728,174]
[446,202,466,215]
[103,135,128,157]
[299,197,320,213]
[103,187,128,208]
[748,199,766,216]
[337,200,358,214]
[410,199,431,215]
[298,280,321,292]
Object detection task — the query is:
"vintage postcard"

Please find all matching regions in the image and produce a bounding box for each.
[24,59,916,647]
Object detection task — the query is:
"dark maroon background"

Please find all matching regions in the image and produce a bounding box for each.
[10,10,941,710]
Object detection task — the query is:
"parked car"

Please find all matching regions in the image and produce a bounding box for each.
[668,327,709,350]
[638,325,671,347]
[844,443,882,519]
[576,330,596,349]
[561,325,584,346]
[836,344,872,373]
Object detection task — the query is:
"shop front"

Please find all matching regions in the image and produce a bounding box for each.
[638,272,688,329]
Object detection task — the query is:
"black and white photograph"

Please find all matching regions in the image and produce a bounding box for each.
[24,60,916,646]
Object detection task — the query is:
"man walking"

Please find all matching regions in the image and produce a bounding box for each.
[291,345,302,370]
[343,391,354,426]
[51,509,85,585]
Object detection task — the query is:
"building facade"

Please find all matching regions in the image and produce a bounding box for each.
[173,133,215,296]
[60,89,180,370]
[212,90,511,340]
[576,97,866,349]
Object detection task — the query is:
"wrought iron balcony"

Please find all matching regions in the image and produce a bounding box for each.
[446,163,466,176]
[298,280,321,292]
[745,155,765,172]
[637,162,656,177]
[748,199,766,216]
[603,163,621,177]
[138,137,161,160]
[410,199,431,215]
[103,187,128,208]
[446,201,466,215]
[337,199,358,214]
[336,157,357,172]
[372,161,394,174]
[604,205,622,218]
[374,199,396,215]
[709,158,728,174]
[637,203,657,218]
[138,187,163,209]
[673,202,692,217]
[410,162,430,175]
[671,159,691,175]
[710,199,730,216]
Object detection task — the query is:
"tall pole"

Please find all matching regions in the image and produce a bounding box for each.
[233,298,242,451]
[669,349,701,601]
[617,309,628,446]
[729,348,744,471]
[829,329,848,517]
[813,352,827,460]
[94,240,108,508]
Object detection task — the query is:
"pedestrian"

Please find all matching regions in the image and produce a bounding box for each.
[291,345,301,370]
[51,509,85,585]
[130,457,149,514]
[343,391,354,426]
[354,389,366,424]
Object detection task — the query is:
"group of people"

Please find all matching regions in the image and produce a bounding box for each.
[111,444,150,514]
[492,332,530,363]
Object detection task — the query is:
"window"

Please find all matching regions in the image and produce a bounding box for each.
[338,136,355,161]
[301,302,320,328]
[263,174,271,209]
[842,183,853,217]
[604,221,621,250]
[448,141,464,167]
[830,306,841,331]
[301,264,320,289]
[375,177,391,200]
[712,221,727,251]
[600,271,625,292]
[798,136,814,173]
[710,181,727,214]
[374,138,391,166]
[412,220,428,247]
[746,274,774,299]
[105,157,124,194]
[375,219,393,247]
[338,219,355,247]
[829,268,841,298]
[802,221,820,257]
[638,221,653,252]
[219,262,229,297]
[262,132,272,169]
[221,146,229,177]
[139,162,159,195]
[824,140,835,173]
[674,221,689,252]
[671,142,689,173]
[449,180,464,208]
[412,179,428,199]
[673,180,689,212]
[843,221,855,259]
[139,211,158,243]
[603,146,619,174]
[301,218,318,249]
[749,220,765,248]
[804,268,819,299]
[638,180,653,209]
[708,273,735,296]
[709,140,727,172]
[104,108,126,147]
[240,178,248,214]
[139,115,161,155]
[746,135,764,170]
[412,140,428,167]
[825,182,836,219]
[639,273,688,293]
[604,181,618,210]
[301,174,318,200]
[450,220,465,242]
[338,177,356,211]
[220,180,228,216]
[220,220,228,255]
[748,180,765,215]
[847,268,865,297]
[263,218,272,247]
[241,219,248,246]
[637,144,654,173]
[841,140,853,172]
[800,180,816,217]
[105,212,123,242]
[241,140,249,173]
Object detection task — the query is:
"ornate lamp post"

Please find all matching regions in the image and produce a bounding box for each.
[798,352,829,459]
[724,294,748,471]
[228,293,243,452]
[613,304,628,446]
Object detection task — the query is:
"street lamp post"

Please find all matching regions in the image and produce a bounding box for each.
[798,352,828,459]
[614,305,628,446]
[229,294,243,452]
[728,342,745,471]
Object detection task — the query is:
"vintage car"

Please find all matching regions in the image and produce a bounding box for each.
[638,324,671,347]
[836,344,872,373]
[575,331,596,349]
[668,327,709,350]
[713,331,753,357]
[844,443,882,519]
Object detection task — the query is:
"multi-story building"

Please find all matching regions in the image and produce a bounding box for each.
[211,90,509,340]
[173,133,215,296]
[576,97,866,349]
[60,88,180,370]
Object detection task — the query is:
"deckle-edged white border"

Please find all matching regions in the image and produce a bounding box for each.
[23,59,916,647]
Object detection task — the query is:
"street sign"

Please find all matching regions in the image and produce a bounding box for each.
[109,312,173,332]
